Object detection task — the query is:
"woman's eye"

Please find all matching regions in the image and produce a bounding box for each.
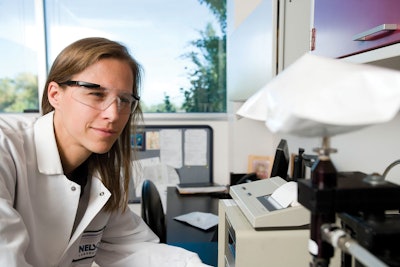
[119,96,131,103]
[89,92,106,98]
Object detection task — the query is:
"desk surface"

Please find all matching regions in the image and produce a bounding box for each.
[166,187,219,243]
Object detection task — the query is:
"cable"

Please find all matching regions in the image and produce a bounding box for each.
[382,159,400,179]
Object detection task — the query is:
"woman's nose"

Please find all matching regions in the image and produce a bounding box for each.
[102,98,120,119]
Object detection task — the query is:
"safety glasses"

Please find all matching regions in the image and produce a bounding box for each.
[58,80,140,114]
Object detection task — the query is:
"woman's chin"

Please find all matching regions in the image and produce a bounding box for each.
[89,144,114,155]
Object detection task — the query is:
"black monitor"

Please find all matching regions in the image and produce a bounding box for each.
[270,139,290,181]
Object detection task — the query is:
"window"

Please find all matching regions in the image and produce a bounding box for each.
[0,0,226,114]
[0,0,39,113]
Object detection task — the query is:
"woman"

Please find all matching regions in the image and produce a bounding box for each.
[0,37,209,266]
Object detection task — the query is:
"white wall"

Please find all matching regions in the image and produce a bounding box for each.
[277,114,400,184]
[144,104,400,187]
[227,102,275,175]
[272,113,400,183]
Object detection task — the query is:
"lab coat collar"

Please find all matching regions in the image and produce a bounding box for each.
[69,176,111,245]
[34,111,64,175]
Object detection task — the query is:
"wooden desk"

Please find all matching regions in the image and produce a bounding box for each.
[166,187,219,266]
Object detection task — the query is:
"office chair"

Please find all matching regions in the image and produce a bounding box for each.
[141,180,166,243]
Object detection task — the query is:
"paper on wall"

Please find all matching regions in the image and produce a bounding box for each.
[184,129,207,166]
[160,129,183,168]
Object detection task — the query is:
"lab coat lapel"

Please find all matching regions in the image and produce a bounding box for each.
[69,177,111,246]
[34,112,112,260]
[33,112,80,257]
[33,112,110,255]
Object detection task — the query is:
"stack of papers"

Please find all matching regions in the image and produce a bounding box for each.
[176,183,227,194]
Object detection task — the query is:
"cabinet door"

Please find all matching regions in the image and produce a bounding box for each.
[227,0,278,101]
[312,0,400,58]
[280,0,312,71]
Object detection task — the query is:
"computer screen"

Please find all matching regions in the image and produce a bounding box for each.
[270,139,290,181]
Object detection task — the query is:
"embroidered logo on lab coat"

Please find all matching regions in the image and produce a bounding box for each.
[73,227,105,262]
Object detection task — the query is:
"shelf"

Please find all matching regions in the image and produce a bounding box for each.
[342,43,400,71]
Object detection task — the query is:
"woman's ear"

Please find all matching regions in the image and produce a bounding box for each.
[47,81,62,109]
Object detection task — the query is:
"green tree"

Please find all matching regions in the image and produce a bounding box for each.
[145,94,178,112]
[198,0,227,32]
[0,73,38,112]
[180,0,226,112]
[162,94,176,112]
[0,78,17,111]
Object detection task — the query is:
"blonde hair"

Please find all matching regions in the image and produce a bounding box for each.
[42,37,143,212]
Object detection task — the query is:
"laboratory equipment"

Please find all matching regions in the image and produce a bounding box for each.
[237,53,400,266]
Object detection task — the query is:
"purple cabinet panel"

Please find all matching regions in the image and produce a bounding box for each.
[312,0,400,58]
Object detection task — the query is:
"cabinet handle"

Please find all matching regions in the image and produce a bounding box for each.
[353,24,399,41]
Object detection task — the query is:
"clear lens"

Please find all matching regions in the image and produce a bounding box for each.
[71,86,137,114]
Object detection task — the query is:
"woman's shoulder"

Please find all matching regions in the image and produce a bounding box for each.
[0,113,39,133]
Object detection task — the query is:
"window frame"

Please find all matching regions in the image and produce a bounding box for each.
[0,0,227,119]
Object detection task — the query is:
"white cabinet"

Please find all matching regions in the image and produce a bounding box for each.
[227,0,312,101]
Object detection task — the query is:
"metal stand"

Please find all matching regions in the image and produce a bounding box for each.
[299,171,400,266]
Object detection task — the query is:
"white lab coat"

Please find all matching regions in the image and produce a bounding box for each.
[0,112,209,267]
